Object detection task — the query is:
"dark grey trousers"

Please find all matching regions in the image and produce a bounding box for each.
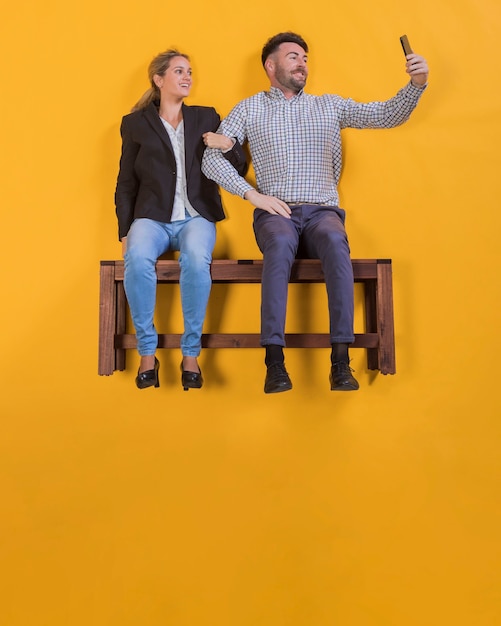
[253,204,355,346]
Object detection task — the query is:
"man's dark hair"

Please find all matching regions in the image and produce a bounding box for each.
[261,32,309,66]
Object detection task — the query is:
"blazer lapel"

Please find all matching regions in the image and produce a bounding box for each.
[143,102,175,156]
[182,104,197,179]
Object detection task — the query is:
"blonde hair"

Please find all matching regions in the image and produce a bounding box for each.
[131,49,190,112]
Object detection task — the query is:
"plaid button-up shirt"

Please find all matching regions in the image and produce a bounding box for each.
[202,82,426,206]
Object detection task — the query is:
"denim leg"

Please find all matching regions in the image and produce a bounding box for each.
[124,219,170,356]
[253,209,300,346]
[301,206,355,344]
[177,216,216,356]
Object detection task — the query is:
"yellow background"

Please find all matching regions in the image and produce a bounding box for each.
[1,0,500,624]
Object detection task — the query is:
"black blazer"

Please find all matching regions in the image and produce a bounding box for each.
[115,101,247,240]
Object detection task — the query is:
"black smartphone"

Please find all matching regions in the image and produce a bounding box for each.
[400,35,413,56]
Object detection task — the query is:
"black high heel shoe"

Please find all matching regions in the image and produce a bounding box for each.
[136,358,160,389]
[180,362,203,391]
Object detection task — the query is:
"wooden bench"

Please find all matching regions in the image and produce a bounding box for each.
[98,259,396,376]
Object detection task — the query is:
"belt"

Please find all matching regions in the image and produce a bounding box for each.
[288,202,335,207]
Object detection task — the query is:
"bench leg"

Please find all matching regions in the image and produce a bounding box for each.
[115,281,127,372]
[98,263,117,376]
[364,279,380,371]
[376,261,396,375]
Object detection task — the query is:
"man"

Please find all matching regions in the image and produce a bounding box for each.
[202,32,428,394]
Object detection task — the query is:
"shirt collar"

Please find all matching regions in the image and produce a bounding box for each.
[268,86,305,101]
[160,116,184,135]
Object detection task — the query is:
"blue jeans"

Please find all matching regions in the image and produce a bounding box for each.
[253,204,355,346]
[124,215,216,357]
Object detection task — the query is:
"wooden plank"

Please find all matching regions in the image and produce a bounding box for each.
[109,258,384,283]
[364,276,379,371]
[115,333,379,350]
[115,281,127,372]
[98,262,117,375]
[376,261,396,375]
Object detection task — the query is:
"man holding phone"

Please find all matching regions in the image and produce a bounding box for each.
[202,32,428,393]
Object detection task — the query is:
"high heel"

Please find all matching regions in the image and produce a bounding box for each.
[136,357,160,389]
[180,362,203,391]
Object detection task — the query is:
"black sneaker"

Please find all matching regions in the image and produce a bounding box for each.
[330,361,359,391]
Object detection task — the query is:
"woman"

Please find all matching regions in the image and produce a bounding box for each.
[115,49,246,390]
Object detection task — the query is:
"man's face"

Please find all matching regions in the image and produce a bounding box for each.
[268,42,308,94]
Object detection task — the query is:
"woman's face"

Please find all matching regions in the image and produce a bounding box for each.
[155,56,192,100]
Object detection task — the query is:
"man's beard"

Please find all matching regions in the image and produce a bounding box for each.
[276,67,307,92]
